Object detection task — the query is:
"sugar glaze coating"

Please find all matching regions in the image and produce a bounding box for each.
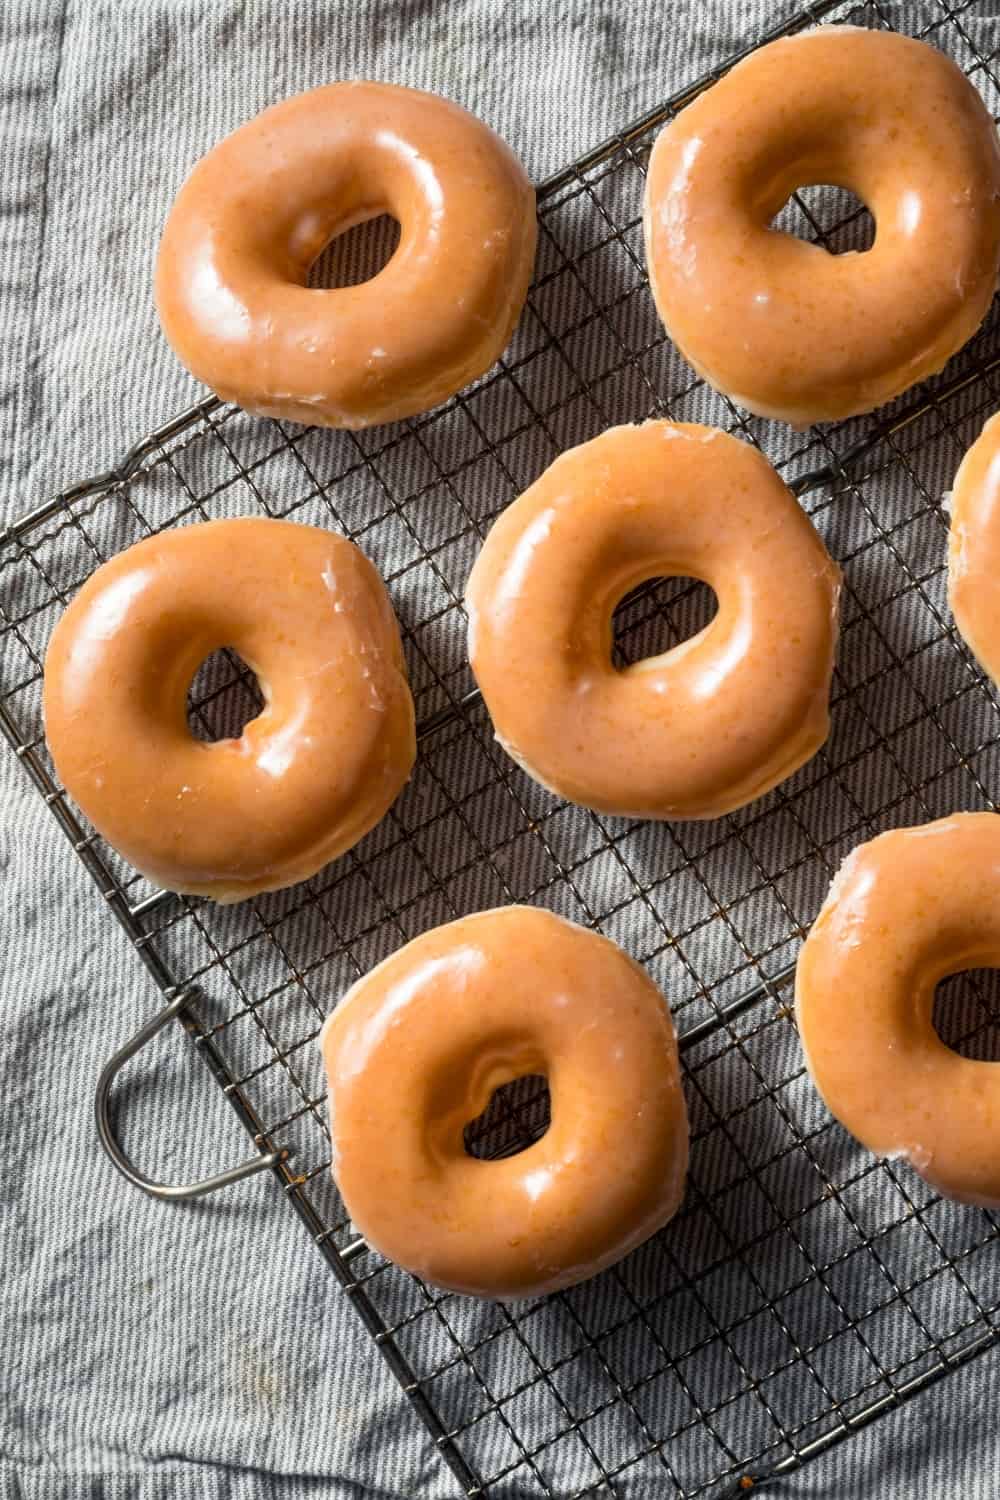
[156,81,537,427]
[466,422,841,820]
[949,411,1000,687]
[44,518,415,902]
[320,907,689,1299]
[644,27,1000,426]
[796,813,1000,1207]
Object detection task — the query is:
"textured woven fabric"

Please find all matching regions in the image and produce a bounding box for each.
[3,2,1000,1498]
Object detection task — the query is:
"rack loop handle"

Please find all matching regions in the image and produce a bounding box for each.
[95,990,287,1200]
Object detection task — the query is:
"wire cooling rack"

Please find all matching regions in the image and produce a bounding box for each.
[5,0,1000,1494]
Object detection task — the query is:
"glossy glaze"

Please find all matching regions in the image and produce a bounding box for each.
[644,27,1000,426]
[796,814,1000,1206]
[949,411,1000,685]
[43,518,415,902]
[156,82,537,428]
[320,907,688,1299]
[465,422,841,820]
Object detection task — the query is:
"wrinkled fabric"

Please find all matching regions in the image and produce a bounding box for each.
[2,2,1000,1498]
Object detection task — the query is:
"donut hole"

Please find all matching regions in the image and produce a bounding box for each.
[612,575,719,670]
[771,184,876,256]
[308,214,401,289]
[463,1073,551,1160]
[932,968,1000,1062]
[187,648,265,743]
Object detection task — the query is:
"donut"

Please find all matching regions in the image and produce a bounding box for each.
[465,422,841,820]
[43,518,415,902]
[320,906,688,1299]
[643,27,1000,426]
[155,82,536,428]
[796,813,1000,1207]
[949,411,1000,685]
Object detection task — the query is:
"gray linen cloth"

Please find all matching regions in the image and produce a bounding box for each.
[2,2,999,1497]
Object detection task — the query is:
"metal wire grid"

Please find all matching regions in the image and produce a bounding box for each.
[4,0,1000,1494]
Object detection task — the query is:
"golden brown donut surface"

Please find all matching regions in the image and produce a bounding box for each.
[156,82,537,428]
[320,906,689,1299]
[644,27,1000,426]
[796,813,1000,1207]
[949,411,1000,685]
[465,422,841,820]
[44,518,415,902]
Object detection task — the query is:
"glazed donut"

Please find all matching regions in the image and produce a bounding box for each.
[320,906,688,1298]
[155,82,536,428]
[796,813,1000,1207]
[465,422,841,820]
[43,518,415,902]
[644,27,1000,426]
[949,411,1000,685]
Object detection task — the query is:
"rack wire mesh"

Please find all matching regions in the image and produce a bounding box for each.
[4,0,1000,1494]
